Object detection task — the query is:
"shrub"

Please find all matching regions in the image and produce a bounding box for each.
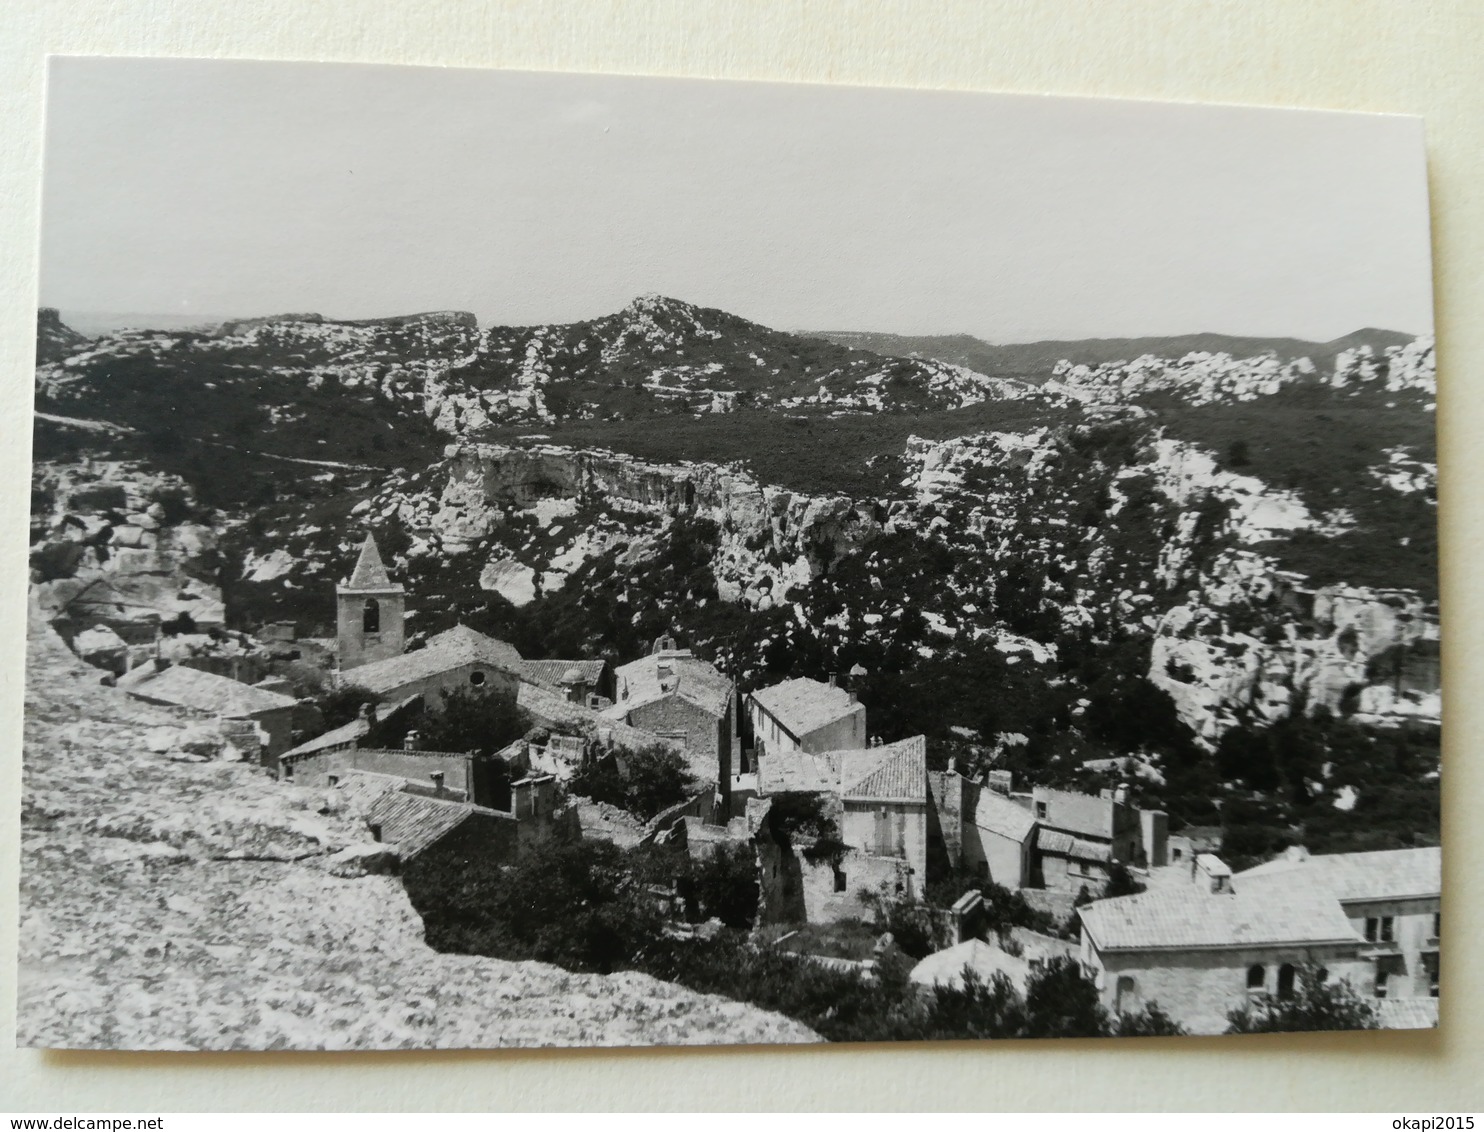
[1225,964,1379,1034]
[570,743,696,821]
[314,684,382,730]
[687,843,761,929]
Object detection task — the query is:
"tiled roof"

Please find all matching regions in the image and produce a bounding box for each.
[342,533,401,591]
[1037,828,1074,855]
[1079,887,1361,952]
[282,714,369,760]
[1236,847,1440,903]
[839,736,927,804]
[332,770,407,811]
[516,658,606,692]
[909,939,1031,990]
[1376,997,1439,1030]
[970,785,1037,842]
[125,664,297,718]
[348,625,522,696]
[1070,837,1113,863]
[363,789,509,858]
[283,693,422,760]
[749,677,861,741]
[759,737,927,804]
[518,680,676,755]
[610,651,733,720]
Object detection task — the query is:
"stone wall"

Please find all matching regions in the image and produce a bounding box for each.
[840,800,927,897]
[1084,938,1372,1035]
[756,841,909,926]
[623,693,730,787]
[798,706,868,754]
[1340,896,1440,998]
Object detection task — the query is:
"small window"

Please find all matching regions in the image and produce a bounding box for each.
[282,762,294,780]
[1246,964,1265,991]
[1035,802,1048,819]
[1115,975,1140,1014]
[327,774,339,787]
[1375,970,1390,999]
[1381,917,1395,942]
[362,598,380,634]
[1432,912,1441,939]
[1171,848,1183,861]
[470,670,487,687]
[1277,964,1297,1000]
[834,870,847,893]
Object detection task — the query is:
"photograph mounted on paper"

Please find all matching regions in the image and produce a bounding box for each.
[20,57,1440,1049]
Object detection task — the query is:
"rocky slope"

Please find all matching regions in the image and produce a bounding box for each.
[30,455,225,635]
[36,295,1034,444]
[16,605,817,1050]
[28,304,1440,846]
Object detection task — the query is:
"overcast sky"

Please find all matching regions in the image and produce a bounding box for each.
[39,57,1434,343]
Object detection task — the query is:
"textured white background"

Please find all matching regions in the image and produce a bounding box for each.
[1,0,1479,1112]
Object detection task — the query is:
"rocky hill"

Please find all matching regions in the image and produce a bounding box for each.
[35,307,90,365]
[16,603,816,1050]
[29,302,1441,861]
[812,326,1418,384]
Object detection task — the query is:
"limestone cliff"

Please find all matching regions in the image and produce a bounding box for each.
[17,604,817,1050]
[399,442,884,609]
[30,459,225,633]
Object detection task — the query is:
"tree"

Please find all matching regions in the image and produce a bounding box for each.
[1021,956,1116,1038]
[412,685,530,757]
[688,843,760,929]
[1102,862,1146,899]
[1225,964,1379,1033]
[314,683,381,730]
[570,743,696,820]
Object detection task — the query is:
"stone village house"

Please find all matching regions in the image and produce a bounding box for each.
[1077,845,1440,1034]
[121,661,298,771]
[755,735,930,922]
[603,634,739,813]
[747,675,866,759]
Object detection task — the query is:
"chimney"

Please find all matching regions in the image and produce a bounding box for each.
[848,690,858,704]
[1113,783,1130,806]
[430,771,445,793]
[947,756,957,774]
[511,776,534,820]
[403,729,419,751]
[828,673,837,688]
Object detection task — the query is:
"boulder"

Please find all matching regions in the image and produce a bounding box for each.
[323,843,401,878]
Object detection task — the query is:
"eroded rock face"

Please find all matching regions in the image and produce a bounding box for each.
[425,443,883,608]
[1149,550,1440,743]
[17,602,817,1051]
[30,460,224,631]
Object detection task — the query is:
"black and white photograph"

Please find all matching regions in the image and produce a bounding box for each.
[18,56,1440,1050]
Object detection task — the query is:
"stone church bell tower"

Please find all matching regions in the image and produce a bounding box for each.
[336,532,406,672]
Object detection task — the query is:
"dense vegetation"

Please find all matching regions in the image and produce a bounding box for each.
[403,838,1184,1042]
[569,744,699,821]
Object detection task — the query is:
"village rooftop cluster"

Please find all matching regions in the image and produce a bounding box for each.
[83,532,1440,1037]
